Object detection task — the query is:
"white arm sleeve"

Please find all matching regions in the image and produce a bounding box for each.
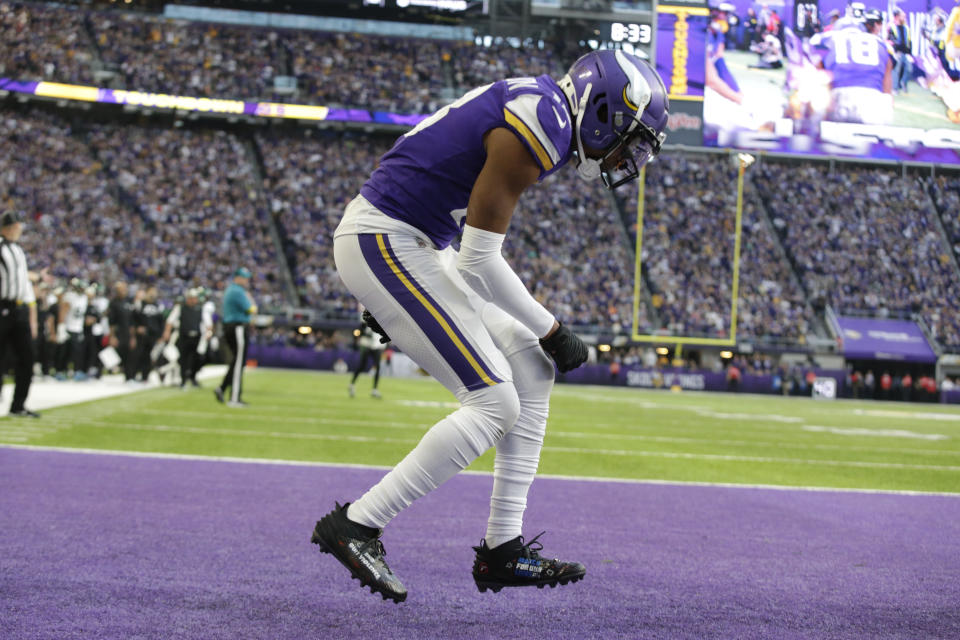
[456,224,555,338]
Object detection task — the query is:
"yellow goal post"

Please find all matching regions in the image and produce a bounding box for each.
[630,153,755,346]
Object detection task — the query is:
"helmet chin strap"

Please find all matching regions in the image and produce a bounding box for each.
[559,74,604,182]
[570,82,602,182]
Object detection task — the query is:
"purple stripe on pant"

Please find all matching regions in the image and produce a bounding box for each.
[358,234,502,392]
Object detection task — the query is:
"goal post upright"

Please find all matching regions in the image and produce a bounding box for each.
[631,153,754,347]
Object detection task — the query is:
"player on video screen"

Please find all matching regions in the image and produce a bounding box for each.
[809,10,894,125]
[706,0,743,104]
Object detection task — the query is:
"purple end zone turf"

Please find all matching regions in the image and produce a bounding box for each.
[1,447,958,640]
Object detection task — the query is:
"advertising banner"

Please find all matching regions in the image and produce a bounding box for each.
[657,1,709,147]
[0,78,428,126]
[836,316,937,362]
[664,97,706,146]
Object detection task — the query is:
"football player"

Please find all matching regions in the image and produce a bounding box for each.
[810,9,894,125]
[314,49,668,603]
[348,305,386,399]
[706,1,744,105]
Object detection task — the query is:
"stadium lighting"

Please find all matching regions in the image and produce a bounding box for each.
[352,329,362,337]
[737,153,756,168]
[598,344,611,352]
[298,326,313,335]
[655,347,669,356]
[720,350,733,359]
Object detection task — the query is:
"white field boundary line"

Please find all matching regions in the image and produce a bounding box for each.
[15,418,960,473]
[2,443,958,498]
[20,410,960,461]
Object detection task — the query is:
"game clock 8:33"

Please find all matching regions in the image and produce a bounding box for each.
[610,21,652,45]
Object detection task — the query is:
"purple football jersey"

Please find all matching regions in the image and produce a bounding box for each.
[360,75,573,249]
[812,25,891,92]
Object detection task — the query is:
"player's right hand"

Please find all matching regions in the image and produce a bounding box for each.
[362,309,391,344]
[539,322,587,373]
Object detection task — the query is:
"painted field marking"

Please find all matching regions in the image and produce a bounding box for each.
[694,409,804,423]
[554,390,960,437]
[24,418,960,473]
[64,408,960,458]
[543,445,960,471]
[558,387,960,421]
[853,409,960,422]
[550,428,958,457]
[803,425,948,441]
[35,417,419,445]
[3,443,959,497]
[555,390,810,424]
[136,409,426,430]
[398,400,461,409]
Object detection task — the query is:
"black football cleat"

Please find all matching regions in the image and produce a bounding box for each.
[311,502,407,603]
[472,532,586,593]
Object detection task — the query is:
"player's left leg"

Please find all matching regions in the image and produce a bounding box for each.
[370,350,382,397]
[469,301,586,592]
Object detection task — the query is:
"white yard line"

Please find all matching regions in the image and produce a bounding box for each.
[18,417,960,473]
[2,443,958,497]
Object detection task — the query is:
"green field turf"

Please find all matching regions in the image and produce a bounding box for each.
[5,369,960,494]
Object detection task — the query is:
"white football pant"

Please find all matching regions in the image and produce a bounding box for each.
[333,207,554,548]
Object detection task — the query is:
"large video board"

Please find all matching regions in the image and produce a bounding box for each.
[700,0,960,163]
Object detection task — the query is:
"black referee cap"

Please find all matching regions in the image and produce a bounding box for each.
[1,210,23,227]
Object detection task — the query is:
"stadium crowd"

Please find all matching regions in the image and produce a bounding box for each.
[928,175,960,259]
[508,176,647,333]
[621,154,814,342]
[752,163,960,348]
[449,39,566,89]
[256,129,388,313]
[89,12,287,100]
[287,31,445,114]
[1,106,285,313]
[1,2,579,114]
[0,1,94,85]
[3,1,960,356]
[85,121,287,308]
[7,98,960,350]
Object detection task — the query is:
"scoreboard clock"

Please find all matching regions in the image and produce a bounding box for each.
[609,21,653,45]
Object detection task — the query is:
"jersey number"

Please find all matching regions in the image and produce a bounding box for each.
[834,32,880,66]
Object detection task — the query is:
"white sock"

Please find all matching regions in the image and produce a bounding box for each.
[347,382,520,529]
[484,345,554,548]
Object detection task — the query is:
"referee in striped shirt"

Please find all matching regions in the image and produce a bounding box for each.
[0,210,40,417]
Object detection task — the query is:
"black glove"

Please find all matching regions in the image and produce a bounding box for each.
[539,322,587,373]
[362,309,391,344]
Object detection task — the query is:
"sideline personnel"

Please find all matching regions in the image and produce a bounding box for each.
[214,268,256,407]
[0,210,40,417]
